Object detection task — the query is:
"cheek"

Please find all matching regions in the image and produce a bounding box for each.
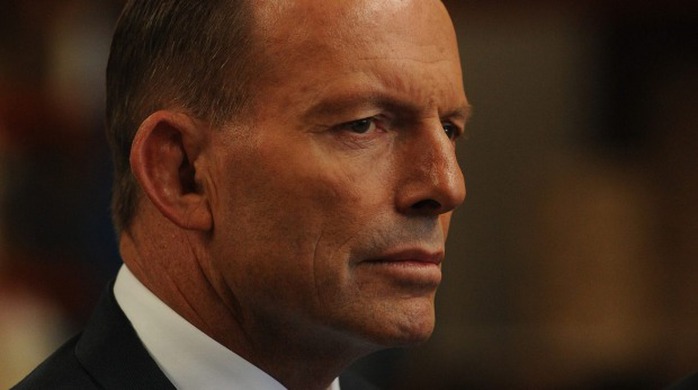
[212,134,395,282]
[213,155,354,269]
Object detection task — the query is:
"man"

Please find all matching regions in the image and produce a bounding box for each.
[14,0,468,388]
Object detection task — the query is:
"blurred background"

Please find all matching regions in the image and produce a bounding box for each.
[1,0,697,389]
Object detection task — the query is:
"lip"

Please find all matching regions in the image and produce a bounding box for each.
[364,248,444,265]
[357,248,444,287]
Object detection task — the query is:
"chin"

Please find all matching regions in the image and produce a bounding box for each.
[361,299,437,348]
[391,318,436,347]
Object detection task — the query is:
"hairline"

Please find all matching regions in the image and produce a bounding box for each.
[106,0,259,234]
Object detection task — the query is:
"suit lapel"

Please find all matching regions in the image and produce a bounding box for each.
[339,371,381,390]
[74,283,176,389]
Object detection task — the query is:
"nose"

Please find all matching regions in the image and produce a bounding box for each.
[395,122,466,216]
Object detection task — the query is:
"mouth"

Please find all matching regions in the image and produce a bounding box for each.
[365,248,443,265]
[358,248,444,287]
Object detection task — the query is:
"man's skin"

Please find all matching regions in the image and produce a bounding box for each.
[120,0,468,389]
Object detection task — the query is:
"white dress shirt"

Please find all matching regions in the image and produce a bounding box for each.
[114,265,341,390]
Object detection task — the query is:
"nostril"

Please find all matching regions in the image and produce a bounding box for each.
[411,199,441,211]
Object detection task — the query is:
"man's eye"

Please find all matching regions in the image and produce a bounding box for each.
[443,122,459,140]
[344,118,377,134]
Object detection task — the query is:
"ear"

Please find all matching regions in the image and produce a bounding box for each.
[130,111,212,231]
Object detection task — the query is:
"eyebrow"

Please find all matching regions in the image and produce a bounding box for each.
[445,104,473,123]
[303,91,472,124]
[303,92,400,121]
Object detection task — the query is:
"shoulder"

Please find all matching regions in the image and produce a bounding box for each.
[11,334,99,389]
[12,280,174,390]
[667,371,698,390]
[340,371,381,390]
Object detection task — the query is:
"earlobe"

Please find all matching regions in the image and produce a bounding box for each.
[130,111,213,231]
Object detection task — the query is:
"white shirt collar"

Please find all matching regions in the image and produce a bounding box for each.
[114,265,340,390]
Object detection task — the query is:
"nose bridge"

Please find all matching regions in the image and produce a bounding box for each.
[400,121,466,214]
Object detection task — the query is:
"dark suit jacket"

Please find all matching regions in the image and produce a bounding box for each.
[12,284,378,389]
[666,372,698,390]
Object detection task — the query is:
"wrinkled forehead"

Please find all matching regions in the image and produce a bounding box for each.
[252,0,457,56]
[244,0,465,119]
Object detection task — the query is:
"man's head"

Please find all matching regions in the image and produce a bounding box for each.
[109,0,468,385]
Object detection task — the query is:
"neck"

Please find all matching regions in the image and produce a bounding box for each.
[120,220,374,390]
[234,311,375,390]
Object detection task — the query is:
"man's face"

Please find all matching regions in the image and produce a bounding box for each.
[207,0,467,350]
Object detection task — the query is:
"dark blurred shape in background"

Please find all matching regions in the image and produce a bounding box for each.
[1,1,697,389]
[0,1,123,385]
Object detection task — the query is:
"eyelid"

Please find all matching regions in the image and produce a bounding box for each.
[330,113,465,142]
[336,115,386,132]
[442,117,467,140]
[446,121,464,138]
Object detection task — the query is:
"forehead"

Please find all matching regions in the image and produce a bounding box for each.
[249,0,464,113]
[253,0,457,60]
